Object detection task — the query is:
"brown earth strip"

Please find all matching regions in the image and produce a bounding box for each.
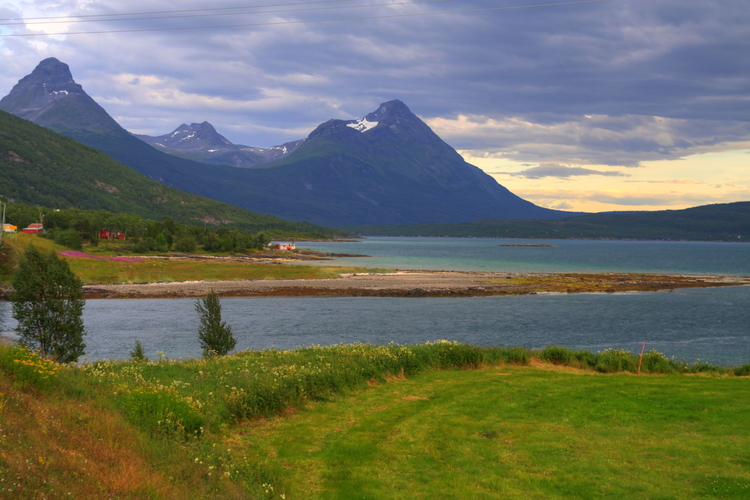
[80,271,750,299]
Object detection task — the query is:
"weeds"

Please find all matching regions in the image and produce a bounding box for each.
[0,345,58,389]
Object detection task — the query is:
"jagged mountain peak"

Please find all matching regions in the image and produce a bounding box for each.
[0,57,121,134]
[308,99,432,141]
[365,99,411,122]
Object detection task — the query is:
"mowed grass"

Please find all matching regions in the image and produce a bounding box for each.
[0,233,376,285]
[241,366,750,500]
[3,341,749,499]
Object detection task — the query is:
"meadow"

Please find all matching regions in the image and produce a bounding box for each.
[1,342,749,499]
[0,233,376,285]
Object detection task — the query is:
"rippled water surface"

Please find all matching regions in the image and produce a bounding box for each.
[299,237,750,274]
[2,286,748,365]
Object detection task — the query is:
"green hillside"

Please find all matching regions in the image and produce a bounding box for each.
[344,202,750,241]
[0,110,336,237]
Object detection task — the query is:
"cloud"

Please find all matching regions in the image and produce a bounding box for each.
[492,163,629,179]
[439,114,750,167]
[0,0,748,156]
[516,187,750,208]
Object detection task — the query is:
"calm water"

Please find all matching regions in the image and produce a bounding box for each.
[299,237,750,275]
[1,286,748,365]
[2,238,748,364]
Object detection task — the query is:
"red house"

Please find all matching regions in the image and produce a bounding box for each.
[99,229,126,240]
[22,223,44,235]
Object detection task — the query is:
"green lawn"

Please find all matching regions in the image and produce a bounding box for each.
[1,342,749,499]
[240,366,750,499]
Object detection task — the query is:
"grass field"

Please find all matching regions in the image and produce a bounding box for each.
[1,343,749,499]
[0,233,375,285]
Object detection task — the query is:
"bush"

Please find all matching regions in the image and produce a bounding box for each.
[596,349,637,373]
[641,350,677,374]
[174,236,197,253]
[541,345,574,365]
[54,228,82,250]
[734,364,750,376]
[573,350,598,369]
[503,346,530,365]
[154,233,169,252]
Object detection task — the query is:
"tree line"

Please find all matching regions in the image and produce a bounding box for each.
[5,203,272,253]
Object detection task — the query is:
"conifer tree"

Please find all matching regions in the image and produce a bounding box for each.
[195,290,236,357]
[11,245,86,363]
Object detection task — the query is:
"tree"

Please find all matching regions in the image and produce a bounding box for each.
[130,340,147,362]
[195,290,236,357]
[11,246,86,363]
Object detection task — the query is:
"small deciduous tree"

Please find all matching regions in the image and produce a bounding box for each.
[11,245,86,363]
[195,290,236,357]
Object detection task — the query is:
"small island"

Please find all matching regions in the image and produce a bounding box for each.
[500,243,557,247]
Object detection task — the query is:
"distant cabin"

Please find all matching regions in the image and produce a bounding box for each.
[2,223,17,233]
[22,223,44,235]
[99,229,126,240]
[269,242,296,250]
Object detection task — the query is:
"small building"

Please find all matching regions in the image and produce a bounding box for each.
[2,223,17,233]
[99,229,126,240]
[22,223,44,235]
[269,242,296,250]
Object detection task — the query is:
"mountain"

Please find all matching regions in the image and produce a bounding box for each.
[0,109,336,237]
[135,122,303,168]
[342,202,750,242]
[1,58,577,227]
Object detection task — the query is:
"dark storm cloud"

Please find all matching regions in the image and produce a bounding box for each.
[1,0,748,158]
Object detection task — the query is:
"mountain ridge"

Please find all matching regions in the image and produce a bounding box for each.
[1,58,579,227]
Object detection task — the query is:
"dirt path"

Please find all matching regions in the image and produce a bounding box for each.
[81,271,750,299]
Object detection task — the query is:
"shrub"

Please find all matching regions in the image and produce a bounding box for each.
[174,236,197,253]
[573,350,598,369]
[540,345,574,365]
[154,233,169,252]
[54,228,82,250]
[503,346,530,365]
[596,349,637,373]
[734,364,750,376]
[641,350,676,374]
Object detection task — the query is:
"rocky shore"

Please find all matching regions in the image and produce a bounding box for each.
[79,271,750,299]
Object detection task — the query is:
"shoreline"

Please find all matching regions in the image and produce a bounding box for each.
[77,271,750,299]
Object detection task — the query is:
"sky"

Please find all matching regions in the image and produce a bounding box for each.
[1,0,748,213]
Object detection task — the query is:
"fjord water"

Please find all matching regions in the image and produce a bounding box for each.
[1,238,748,364]
[2,287,749,365]
[300,237,750,275]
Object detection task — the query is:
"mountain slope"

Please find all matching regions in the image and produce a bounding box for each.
[343,202,750,241]
[0,109,335,236]
[1,58,577,227]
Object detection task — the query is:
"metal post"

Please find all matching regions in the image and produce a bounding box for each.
[0,202,5,247]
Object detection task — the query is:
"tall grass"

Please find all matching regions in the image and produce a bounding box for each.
[65,342,530,436]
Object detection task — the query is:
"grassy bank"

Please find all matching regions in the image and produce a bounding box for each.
[1,342,749,499]
[0,234,375,286]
